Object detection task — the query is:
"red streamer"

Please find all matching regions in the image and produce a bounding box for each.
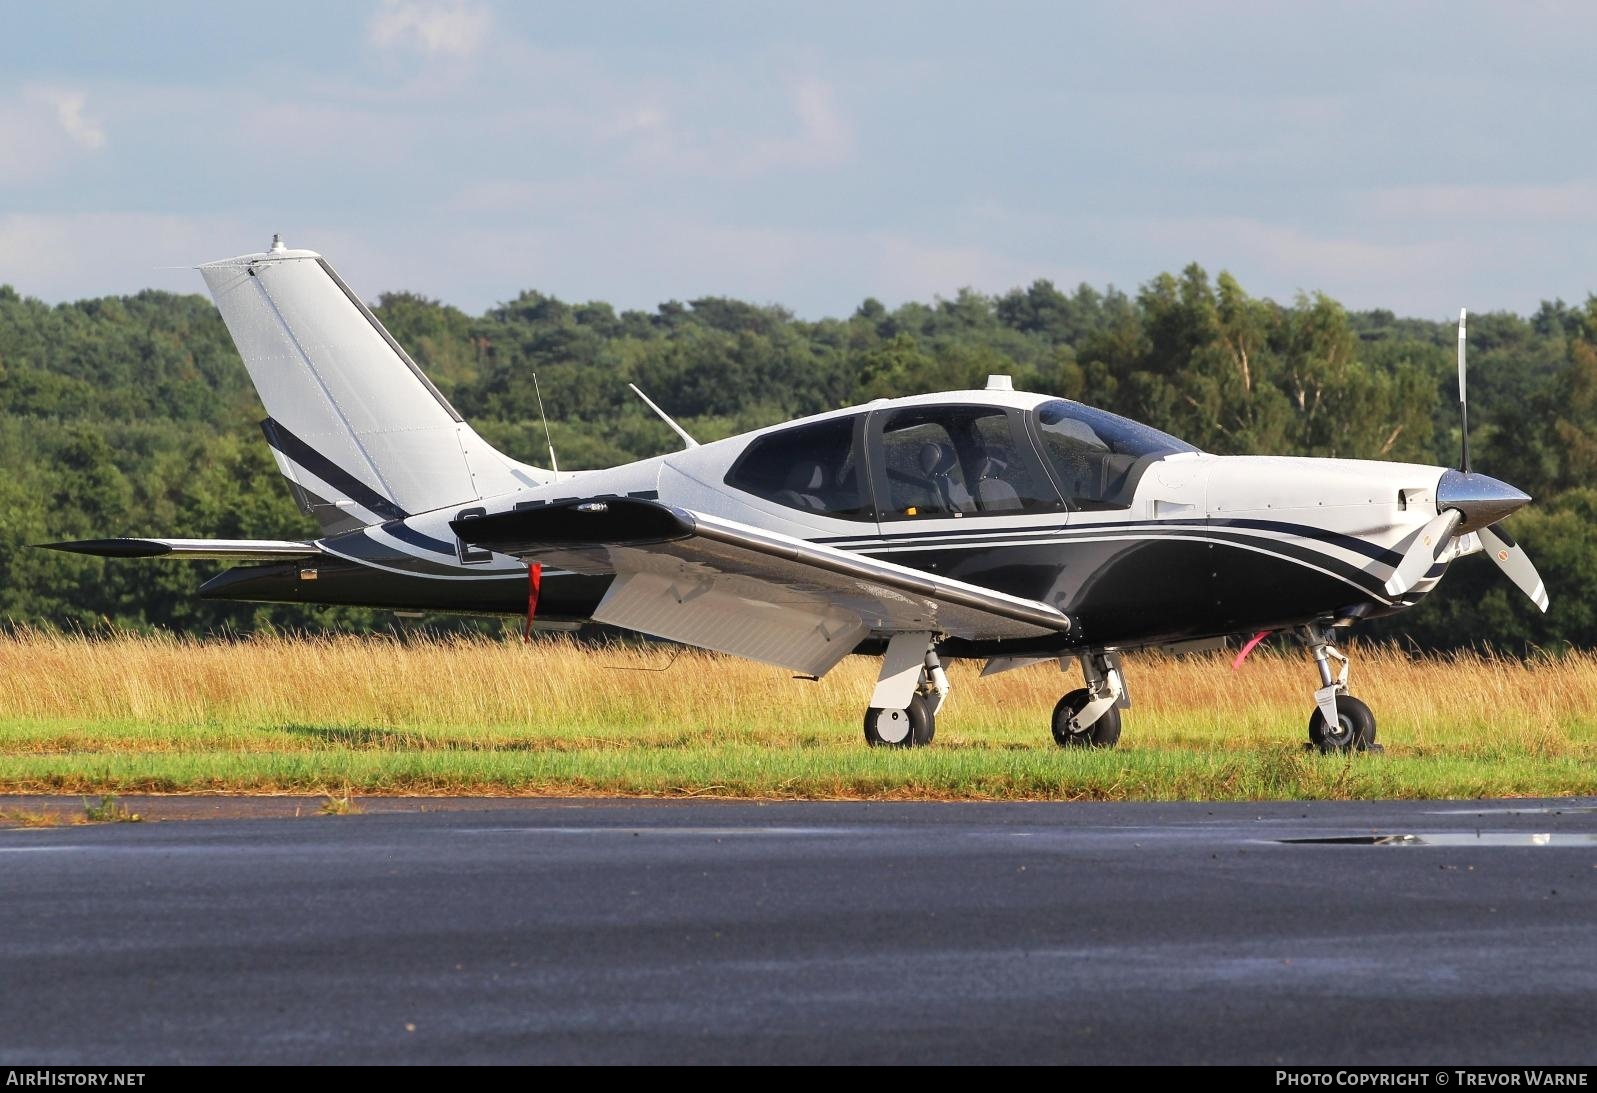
[523,561,543,643]
[1231,630,1271,670]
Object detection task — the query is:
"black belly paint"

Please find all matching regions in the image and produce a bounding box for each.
[200,561,613,622]
[200,531,1405,655]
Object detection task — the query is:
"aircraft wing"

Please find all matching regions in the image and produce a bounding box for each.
[43,538,323,561]
[454,498,1071,676]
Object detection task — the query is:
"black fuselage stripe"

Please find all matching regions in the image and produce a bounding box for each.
[1212,518,1400,566]
[380,521,461,557]
[325,531,507,576]
[820,518,1404,567]
[261,418,409,522]
[864,526,1394,601]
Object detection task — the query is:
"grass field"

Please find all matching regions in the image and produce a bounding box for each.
[2,630,1594,801]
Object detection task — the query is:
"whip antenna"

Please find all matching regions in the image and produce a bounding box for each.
[1457,308,1470,474]
[532,371,560,483]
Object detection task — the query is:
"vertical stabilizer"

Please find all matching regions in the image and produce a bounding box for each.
[200,242,549,529]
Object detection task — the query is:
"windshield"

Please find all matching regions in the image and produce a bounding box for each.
[1034,400,1198,458]
[1032,400,1197,510]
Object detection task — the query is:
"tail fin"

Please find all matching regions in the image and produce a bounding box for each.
[199,238,548,532]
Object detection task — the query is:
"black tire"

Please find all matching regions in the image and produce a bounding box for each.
[1051,688,1122,748]
[1308,694,1377,754]
[864,693,935,748]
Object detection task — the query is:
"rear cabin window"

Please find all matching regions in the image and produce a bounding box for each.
[724,416,872,519]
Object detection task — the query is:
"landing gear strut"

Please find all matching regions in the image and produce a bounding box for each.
[1051,652,1127,748]
[863,633,946,748]
[1299,624,1379,754]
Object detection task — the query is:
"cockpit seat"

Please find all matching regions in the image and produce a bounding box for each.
[777,461,828,511]
[973,447,1022,512]
[917,442,974,514]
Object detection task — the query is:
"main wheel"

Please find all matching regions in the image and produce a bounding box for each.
[864,693,935,748]
[1308,694,1378,753]
[1051,688,1122,748]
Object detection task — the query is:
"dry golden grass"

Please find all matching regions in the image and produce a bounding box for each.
[2,628,1591,751]
[0,629,1592,799]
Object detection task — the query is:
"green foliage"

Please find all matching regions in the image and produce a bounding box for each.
[0,265,1589,648]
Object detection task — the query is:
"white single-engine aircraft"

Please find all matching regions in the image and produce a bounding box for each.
[51,239,1550,751]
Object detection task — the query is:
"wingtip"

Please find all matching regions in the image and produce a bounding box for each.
[37,538,173,559]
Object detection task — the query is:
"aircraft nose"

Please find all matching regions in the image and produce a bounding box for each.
[1436,469,1531,531]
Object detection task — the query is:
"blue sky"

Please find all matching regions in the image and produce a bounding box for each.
[2,1,1594,319]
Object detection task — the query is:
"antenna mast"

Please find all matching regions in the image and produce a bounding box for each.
[532,372,560,483]
[627,383,700,450]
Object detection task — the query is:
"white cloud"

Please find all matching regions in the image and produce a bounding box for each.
[368,0,492,59]
[31,88,106,150]
[0,212,261,298]
[447,177,625,213]
[398,218,1094,316]
[0,86,106,185]
[1131,214,1499,314]
[744,78,853,172]
[603,104,669,140]
[1360,182,1597,225]
[617,79,855,179]
[1137,216,1447,284]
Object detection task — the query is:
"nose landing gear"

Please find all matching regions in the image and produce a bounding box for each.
[1299,624,1380,754]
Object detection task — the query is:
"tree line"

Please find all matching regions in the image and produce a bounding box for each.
[0,265,1591,650]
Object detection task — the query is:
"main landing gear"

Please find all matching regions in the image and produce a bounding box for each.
[863,632,947,748]
[1298,624,1380,754]
[1051,652,1127,748]
[862,636,1132,749]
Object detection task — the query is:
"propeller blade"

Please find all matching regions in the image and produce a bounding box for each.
[1385,508,1464,598]
[1479,525,1550,613]
[1458,307,1471,474]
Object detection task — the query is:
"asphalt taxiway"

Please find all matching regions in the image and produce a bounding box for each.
[1,797,1594,1064]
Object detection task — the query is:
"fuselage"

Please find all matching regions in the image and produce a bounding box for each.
[202,388,1476,655]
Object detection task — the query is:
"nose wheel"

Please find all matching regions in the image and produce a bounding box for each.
[1308,693,1376,753]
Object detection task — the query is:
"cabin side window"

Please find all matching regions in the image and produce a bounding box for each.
[723,416,873,519]
[874,406,1063,519]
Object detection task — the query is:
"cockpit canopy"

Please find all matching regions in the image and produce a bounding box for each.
[725,396,1197,521]
[1031,399,1197,513]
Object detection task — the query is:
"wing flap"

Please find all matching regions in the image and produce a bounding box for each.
[595,569,869,675]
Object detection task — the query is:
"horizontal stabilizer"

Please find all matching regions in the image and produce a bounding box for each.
[43,538,322,561]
